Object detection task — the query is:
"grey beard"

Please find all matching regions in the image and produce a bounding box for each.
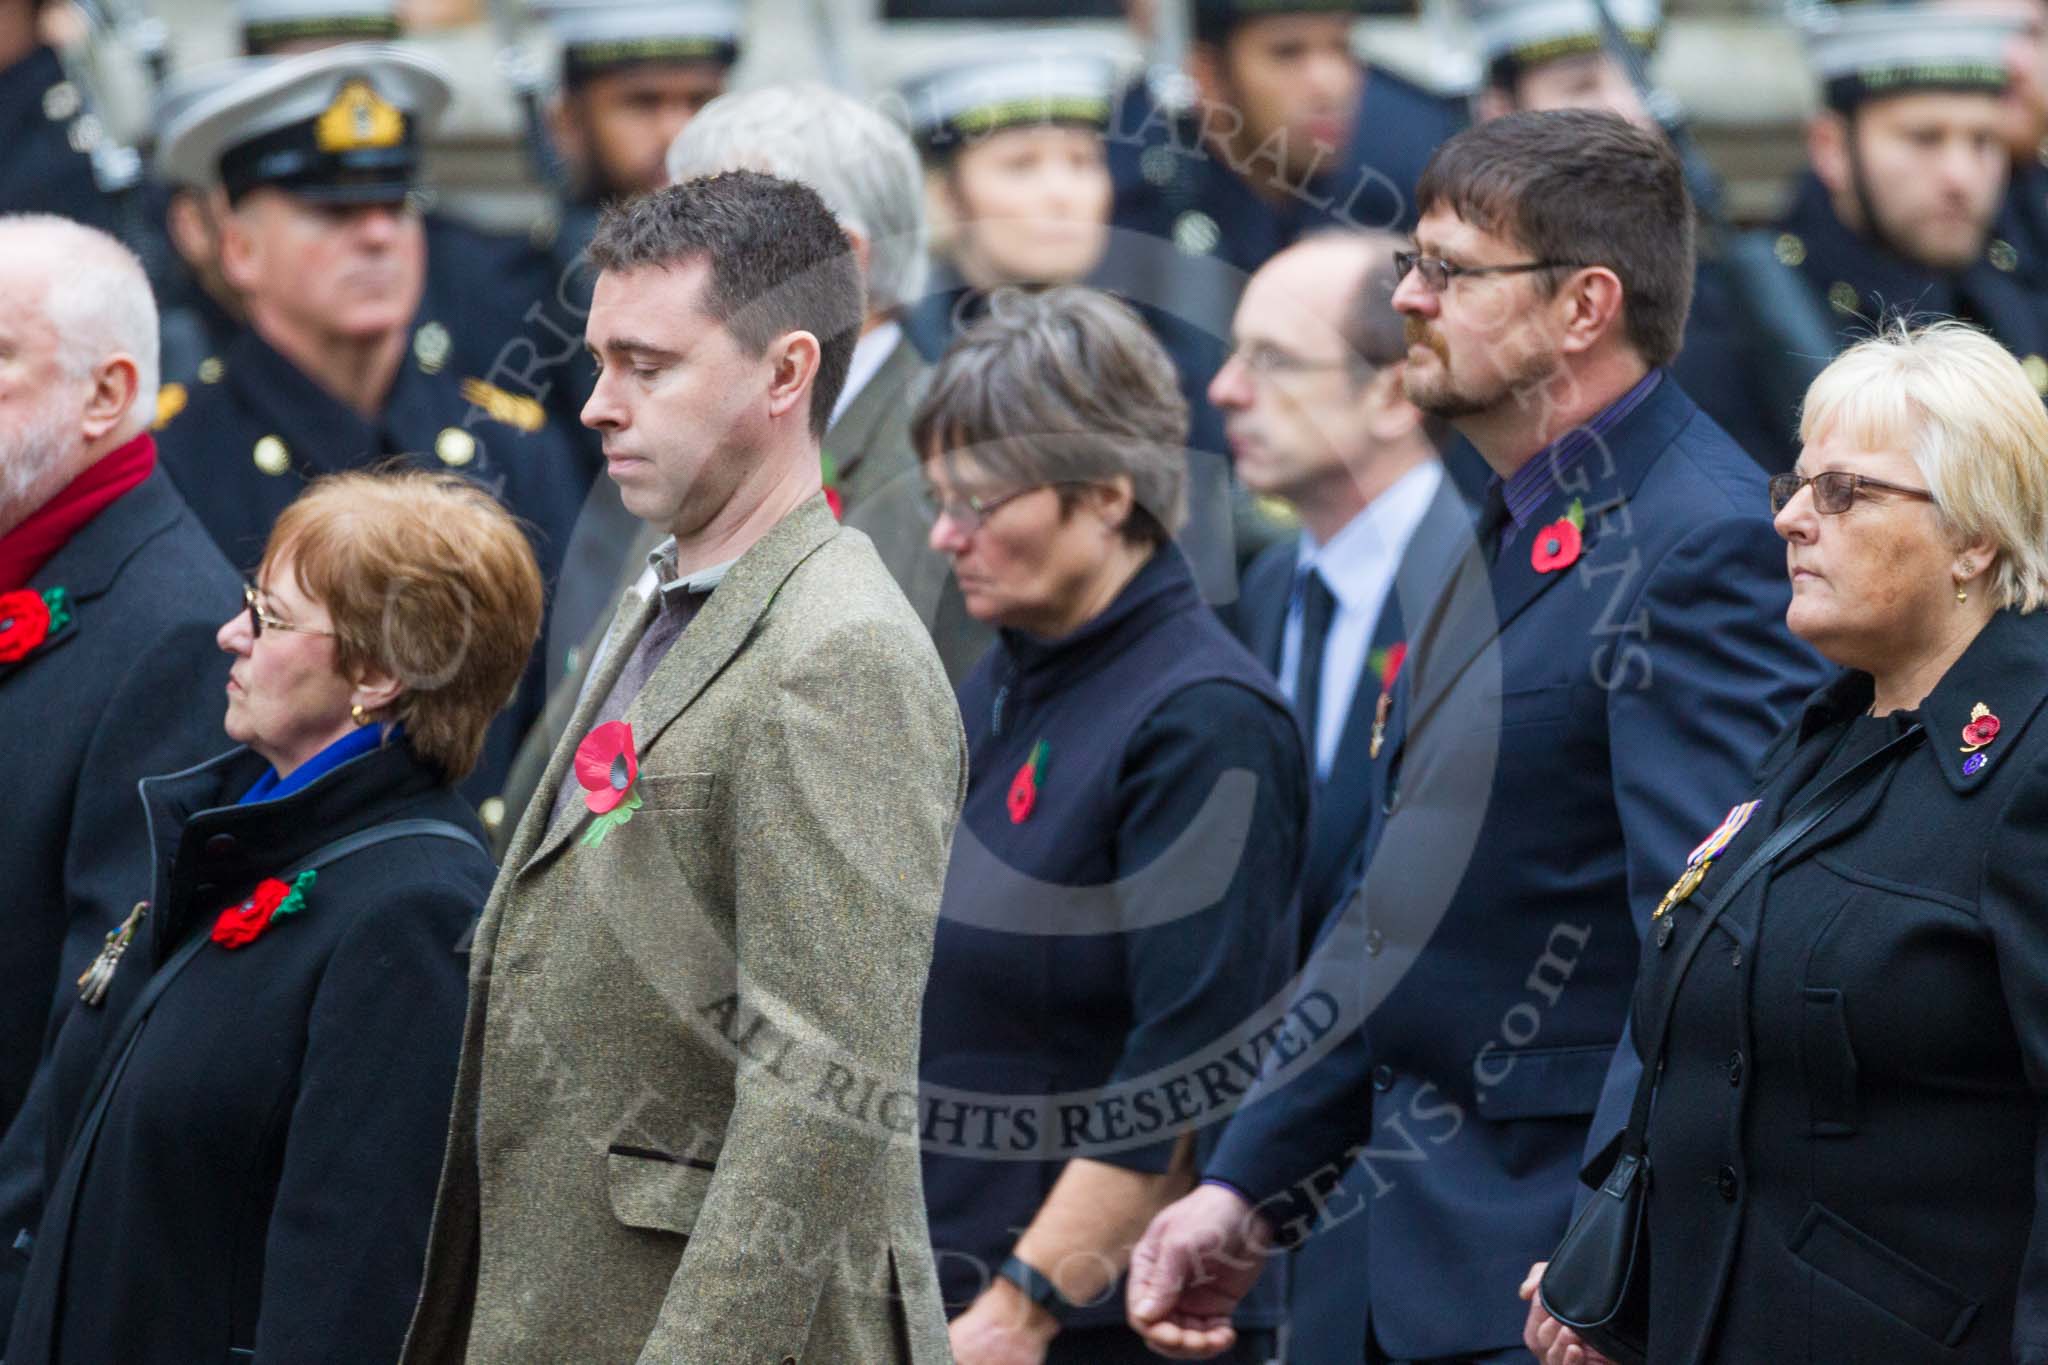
[0,399,82,530]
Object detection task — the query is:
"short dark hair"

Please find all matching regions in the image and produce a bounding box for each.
[912,286,1189,549]
[1413,109,1694,367]
[586,170,862,438]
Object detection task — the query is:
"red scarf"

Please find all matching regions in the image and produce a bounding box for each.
[0,433,158,592]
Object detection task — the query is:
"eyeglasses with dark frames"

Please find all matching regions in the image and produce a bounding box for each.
[918,482,1055,532]
[1767,471,1936,516]
[1392,250,1586,293]
[243,582,335,639]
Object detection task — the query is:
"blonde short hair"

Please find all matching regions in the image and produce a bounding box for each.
[263,469,544,782]
[1799,320,2048,614]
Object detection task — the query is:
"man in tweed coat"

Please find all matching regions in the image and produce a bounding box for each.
[402,172,965,1364]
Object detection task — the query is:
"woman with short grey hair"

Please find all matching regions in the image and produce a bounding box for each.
[914,285,1308,1364]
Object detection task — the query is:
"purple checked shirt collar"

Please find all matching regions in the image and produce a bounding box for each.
[1494,369,1663,531]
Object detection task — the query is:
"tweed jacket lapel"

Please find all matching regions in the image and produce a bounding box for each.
[516,496,842,878]
[505,588,657,880]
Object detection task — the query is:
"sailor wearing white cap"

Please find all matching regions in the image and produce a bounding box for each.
[535,0,743,203]
[1470,0,1660,125]
[1769,0,2048,453]
[150,44,593,814]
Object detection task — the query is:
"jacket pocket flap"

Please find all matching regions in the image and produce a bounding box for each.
[1477,1042,1615,1120]
[1790,1203,1980,1346]
[606,1146,716,1236]
[639,771,717,811]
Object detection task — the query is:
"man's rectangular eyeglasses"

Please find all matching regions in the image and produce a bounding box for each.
[1767,471,1935,515]
[1392,251,1583,292]
[243,582,334,639]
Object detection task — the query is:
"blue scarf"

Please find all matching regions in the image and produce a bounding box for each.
[238,725,391,805]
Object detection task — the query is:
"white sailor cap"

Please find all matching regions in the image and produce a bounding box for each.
[1469,0,1661,75]
[1796,0,2019,110]
[532,0,745,83]
[158,43,450,203]
[897,38,1120,154]
[235,0,399,54]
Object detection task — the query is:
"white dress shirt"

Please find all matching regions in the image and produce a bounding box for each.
[1278,460,1444,778]
[828,319,904,430]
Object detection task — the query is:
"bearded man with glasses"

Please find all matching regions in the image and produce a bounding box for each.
[1127,109,1828,1365]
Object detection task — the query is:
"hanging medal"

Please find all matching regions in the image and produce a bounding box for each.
[77,901,147,1007]
[1654,800,1760,921]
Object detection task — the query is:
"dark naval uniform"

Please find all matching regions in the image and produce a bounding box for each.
[0,45,115,232]
[153,324,590,809]
[1109,63,1464,272]
[1765,170,2048,470]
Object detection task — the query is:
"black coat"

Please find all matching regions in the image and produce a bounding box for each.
[0,466,237,1131]
[1633,607,2048,1363]
[0,740,490,1364]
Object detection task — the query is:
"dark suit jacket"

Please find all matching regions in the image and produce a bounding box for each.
[1205,375,1828,1359]
[0,742,489,1364]
[1631,609,2048,1363]
[1230,473,1469,1364]
[1234,473,1471,953]
[0,466,237,1130]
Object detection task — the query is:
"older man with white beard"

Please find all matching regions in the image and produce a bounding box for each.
[0,214,238,1135]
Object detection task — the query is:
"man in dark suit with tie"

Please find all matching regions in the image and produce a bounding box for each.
[1128,110,1828,1363]
[1215,230,1467,1363]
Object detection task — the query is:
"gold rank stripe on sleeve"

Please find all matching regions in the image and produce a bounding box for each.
[459,377,547,434]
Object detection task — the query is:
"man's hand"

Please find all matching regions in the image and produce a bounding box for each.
[950,1276,1059,1365]
[1125,1183,1274,1359]
[1519,1262,1617,1365]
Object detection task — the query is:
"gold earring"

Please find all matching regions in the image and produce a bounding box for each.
[1957,586,1969,604]
[351,703,371,726]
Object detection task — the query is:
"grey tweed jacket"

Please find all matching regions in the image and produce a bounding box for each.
[401,495,965,1365]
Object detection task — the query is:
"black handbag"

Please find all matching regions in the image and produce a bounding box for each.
[1538,725,1922,1363]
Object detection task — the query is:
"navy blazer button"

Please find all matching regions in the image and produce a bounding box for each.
[1371,1064,1395,1092]
[204,833,237,859]
[1365,928,1384,956]
[1717,1165,1739,1202]
[1727,1050,1744,1087]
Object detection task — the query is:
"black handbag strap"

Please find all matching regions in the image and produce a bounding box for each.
[62,818,485,1156]
[1621,724,1924,1149]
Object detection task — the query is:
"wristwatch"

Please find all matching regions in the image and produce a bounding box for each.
[995,1253,1067,1313]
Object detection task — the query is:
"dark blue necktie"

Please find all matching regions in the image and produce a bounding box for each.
[1293,566,1336,756]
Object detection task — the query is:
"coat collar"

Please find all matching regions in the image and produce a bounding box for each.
[137,738,443,960]
[33,468,191,603]
[517,495,844,876]
[1789,607,2048,795]
[992,544,1204,709]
